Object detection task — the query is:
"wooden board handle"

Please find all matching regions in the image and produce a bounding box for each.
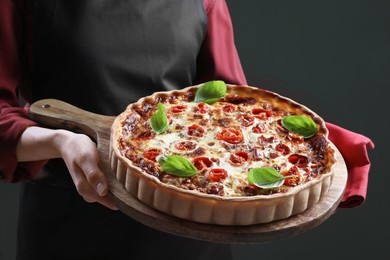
[29,99,115,142]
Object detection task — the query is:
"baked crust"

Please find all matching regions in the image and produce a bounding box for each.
[109,84,336,225]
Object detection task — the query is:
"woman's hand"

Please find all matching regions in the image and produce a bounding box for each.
[58,131,118,210]
[17,126,118,210]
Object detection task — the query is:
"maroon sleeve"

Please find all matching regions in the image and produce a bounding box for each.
[197,0,247,85]
[326,123,375,208]
[0,0,46,182]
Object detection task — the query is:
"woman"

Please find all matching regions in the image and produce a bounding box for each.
[0,0,373,259]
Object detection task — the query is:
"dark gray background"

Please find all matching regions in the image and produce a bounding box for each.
[1,0,388,259]
[227,0,388,259]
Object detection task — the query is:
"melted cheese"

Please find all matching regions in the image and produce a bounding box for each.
[125,100,322,196]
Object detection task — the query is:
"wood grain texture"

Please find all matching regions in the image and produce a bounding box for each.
[29,99,347,244]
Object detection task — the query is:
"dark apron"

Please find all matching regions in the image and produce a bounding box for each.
[17,1,232,258]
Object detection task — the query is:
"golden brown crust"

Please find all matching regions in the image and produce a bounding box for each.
[109,83,336,225]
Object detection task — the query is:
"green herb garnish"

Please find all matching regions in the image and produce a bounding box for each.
[194,80,227,104]
[247,167,286,189]
[158,155,199,177]
[150,103,169,134]
[281,115,318,138]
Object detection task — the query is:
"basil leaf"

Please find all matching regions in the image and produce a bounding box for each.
[281,115,318,138]
[158,155,199,177]
[194,80,227,104]
[248,167,285,189]
[150,103,169,134]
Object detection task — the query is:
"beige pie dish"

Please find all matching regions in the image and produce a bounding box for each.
[109,84,336,226]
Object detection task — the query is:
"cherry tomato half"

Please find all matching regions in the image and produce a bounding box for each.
[208,168,228,182]
[252,108,272,119]
[187,124,206,137]
[228,151,251,166]
[288,154,309,167]
[216,128,244,144]
[192,157,213,172]
[143,148,162,162]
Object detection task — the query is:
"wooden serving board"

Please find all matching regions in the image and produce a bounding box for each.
[29,99,347,244]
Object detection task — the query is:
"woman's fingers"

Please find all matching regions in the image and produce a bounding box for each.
[79,157,107,196]
[71,163,118,210]
[60,132,118,210]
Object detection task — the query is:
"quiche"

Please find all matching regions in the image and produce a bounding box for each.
[109,81,336,225]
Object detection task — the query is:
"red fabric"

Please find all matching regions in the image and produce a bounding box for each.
[0,0,45,182]
[326,123,375,208]
[196,0,247,85]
